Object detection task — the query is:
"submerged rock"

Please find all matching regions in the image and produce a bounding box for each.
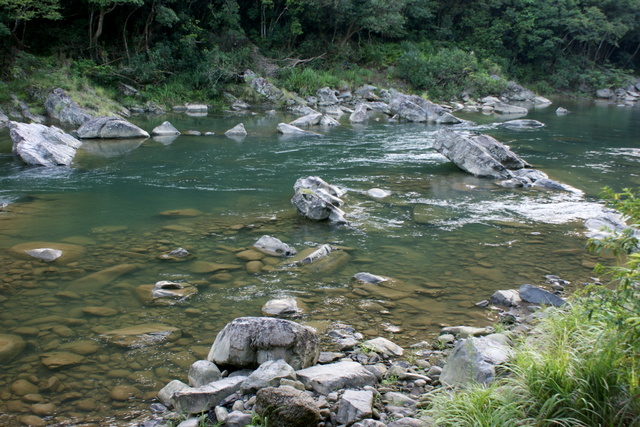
[9,241,85,264]
[68,263,139,292]
[501,119,545,129]
[101,323,182,348]
[277,123,321,136]
[0,334,26,364]
[10,122,83,166]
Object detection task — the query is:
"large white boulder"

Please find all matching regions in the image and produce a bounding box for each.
[10,122,82,166]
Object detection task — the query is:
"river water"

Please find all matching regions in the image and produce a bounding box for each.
[0,100,638,425]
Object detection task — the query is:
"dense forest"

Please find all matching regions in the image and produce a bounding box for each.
[2,0,640,104]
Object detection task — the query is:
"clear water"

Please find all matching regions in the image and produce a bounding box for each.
[0,100,639,425]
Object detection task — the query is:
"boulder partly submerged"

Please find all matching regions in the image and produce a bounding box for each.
[291,176,347,223]
[433,129,530,179]
[389,90,461,124]
[77,117,149,139]
[9,122,82,166]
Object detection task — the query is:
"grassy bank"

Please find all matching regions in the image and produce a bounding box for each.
[425,189,640,427]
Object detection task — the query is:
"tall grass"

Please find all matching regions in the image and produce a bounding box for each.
[426,296,640,426]
[275,66,374,97]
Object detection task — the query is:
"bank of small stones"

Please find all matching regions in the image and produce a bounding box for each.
[138,278,571,427]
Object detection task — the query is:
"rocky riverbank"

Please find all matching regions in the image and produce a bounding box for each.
[143,278,573,427]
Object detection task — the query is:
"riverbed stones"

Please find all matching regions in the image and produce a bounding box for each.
[519,284,566,307]
[160,208,202,217]
[440,335,511,386]
[337,389,374,425]
[67,263,139,292]
[241,359,297,392]
[296,361,378,394]
[77,117,150,139]
[110,385,142,401]
[9,122,83,166]
[82,306,118,317]
[40,351,85,369]
[172,376,247,414]
[188,360,221,387]
[152,121,180,136]
[189,261,241,274]
[254,385,321,427]
[100,323,182,348]
[207,317,319,370]
[0,334,25,363]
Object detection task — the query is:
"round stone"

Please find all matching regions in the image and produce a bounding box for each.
[11,380,39,396]
[75,398,97,411]
[19,415,46,426]
[245,260,264,274]
[0,333,26,364]
[110,385,141,401]
[31,402,56,416]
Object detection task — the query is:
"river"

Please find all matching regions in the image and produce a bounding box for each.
[0,99,638,425]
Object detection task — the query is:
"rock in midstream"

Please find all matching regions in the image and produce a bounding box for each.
[253,235,296,257]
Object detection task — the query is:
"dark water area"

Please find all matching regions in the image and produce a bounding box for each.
[0,99,639,425]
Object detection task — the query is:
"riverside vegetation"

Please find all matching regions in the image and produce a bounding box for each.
[426,187,640,427]
[2,0,640,111]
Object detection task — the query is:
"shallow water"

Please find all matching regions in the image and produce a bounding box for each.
[0,100,639,425]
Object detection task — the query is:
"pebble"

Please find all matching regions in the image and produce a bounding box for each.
[11,379,39,396]
[31,402,56,416]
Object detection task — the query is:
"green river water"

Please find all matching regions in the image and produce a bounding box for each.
[0,99,639,425]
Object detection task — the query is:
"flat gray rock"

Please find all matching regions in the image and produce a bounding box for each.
[172,376,246,414]
[337,389,374,425]
[519,284,566,307]
[77,117,149,139]
[296,361,378,395]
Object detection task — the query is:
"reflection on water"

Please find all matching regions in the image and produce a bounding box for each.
[0,101,638,425]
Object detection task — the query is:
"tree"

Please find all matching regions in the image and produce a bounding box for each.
[0,0,61,46]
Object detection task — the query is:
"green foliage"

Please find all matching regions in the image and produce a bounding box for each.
[397,45,507,100]
[276,64,376,97]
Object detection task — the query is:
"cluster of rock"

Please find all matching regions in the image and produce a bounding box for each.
[433,129,580,192]
[144,277,569,427]
[595,80,640,105]
[153,316,435,427]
